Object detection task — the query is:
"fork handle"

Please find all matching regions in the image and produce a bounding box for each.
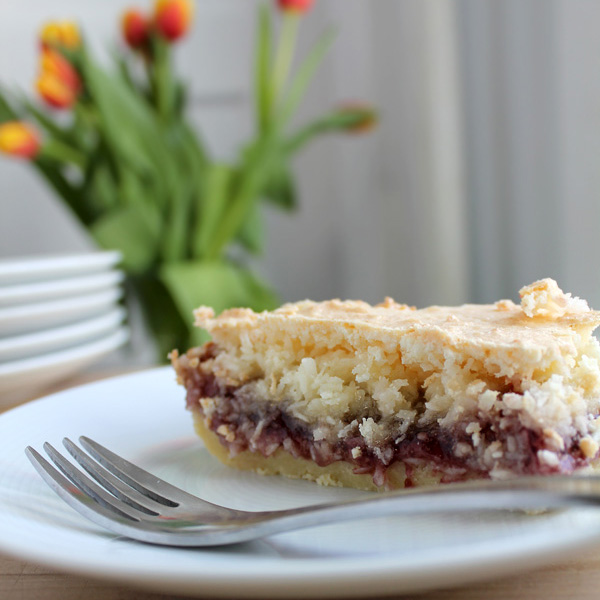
[223,475,600,544]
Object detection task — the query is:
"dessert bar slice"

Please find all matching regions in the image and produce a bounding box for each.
[171,279,600,490]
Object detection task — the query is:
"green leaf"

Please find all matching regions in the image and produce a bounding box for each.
[89,163,118,212]
[206,139,278,259]
[33,157,93,225]
[160,261,279,346]
[129,275,190,361]
[114,53,139,95]
[236,202,264,253]
[162,180,192,262]
[81,51,175,182]
[90,204,161,274]
[82,52,189,223]
[119,169,148,207]
[255,5,273,133]
[178,120,208,172]
[41,139,86,168]
[82,58,152,173]
[193,163,233,258]
[20,96,79,146]
[277,29,335,128]
[0,90,18,122]
[261,162,296,209]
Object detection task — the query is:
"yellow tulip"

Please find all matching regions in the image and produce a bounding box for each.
[0,122,40,159]
[40,20,81,50]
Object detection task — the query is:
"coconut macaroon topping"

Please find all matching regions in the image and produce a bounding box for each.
[172,279,600,490]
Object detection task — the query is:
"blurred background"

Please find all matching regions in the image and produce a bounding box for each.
[1,0,599,360]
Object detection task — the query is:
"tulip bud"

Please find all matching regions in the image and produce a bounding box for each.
[40,49,80,93]
[37,49,80,109]
[122,9,150,49]
[154,0,194,42]
[40,20,81,51]
[36,73,78,109]
[337,103,378,133]
[276,0,315,14]
[0,122,41,159]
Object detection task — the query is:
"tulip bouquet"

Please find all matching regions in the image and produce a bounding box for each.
[0,0,376,359]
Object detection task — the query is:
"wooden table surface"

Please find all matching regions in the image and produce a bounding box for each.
[2,371,600,600]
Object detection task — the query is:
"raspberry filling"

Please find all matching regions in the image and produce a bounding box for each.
[176,347,591,488]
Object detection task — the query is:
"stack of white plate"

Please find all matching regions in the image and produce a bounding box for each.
[0,251,129,408]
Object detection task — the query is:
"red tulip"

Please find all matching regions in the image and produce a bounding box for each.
[0,122,41,159]
[277,0,315,14]
[154,0,194,42]
[122,9,150,49]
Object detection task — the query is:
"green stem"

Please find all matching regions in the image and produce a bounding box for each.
[150,36,173,122]
[40,139,86,168]
[255,5,273,134]
[270,12,299,110]
[206,141,274,260]
[284,110,371,154]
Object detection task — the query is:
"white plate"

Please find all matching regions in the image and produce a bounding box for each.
[0,307,126,363]
[1,368,600,598]
[0,270,125,307]
[0,251,121,286]
[0,327,129,407]
[0,288,123,337]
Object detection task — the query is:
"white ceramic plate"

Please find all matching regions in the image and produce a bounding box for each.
[0,270,125,307]
[0,307,126,363]
[1,368,600,598]
[0,251,121,286]
[0,327,129,407]
[0,288,123,337]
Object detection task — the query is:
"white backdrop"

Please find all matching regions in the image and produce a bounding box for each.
[1,0,599,316]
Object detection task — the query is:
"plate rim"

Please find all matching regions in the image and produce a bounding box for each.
[0,326,129,377]
[0,270,124,306]
[1,367,600,598]
[0,306,126,361]
[0,251,121,285]
[0,287,123,321]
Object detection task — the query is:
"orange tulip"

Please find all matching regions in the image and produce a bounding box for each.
[0,122,40,159]
[277,0,315,13]
[154,0,193,42]
[40,49,80,92]
[36,73,78,109]
[39,20,81,51]
[122,9,150,49]
[37,49,80,109]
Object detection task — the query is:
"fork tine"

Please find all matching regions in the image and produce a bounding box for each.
[43,442,148,522]
[25,446,140,525]
[79,436,197,506]
[63,438,163,516]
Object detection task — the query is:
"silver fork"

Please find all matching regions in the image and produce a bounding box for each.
[25,437,600,547]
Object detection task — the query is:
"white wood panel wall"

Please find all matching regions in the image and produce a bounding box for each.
[457,0,600,308]
[457,0,563,303]
[556,1,600,307]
